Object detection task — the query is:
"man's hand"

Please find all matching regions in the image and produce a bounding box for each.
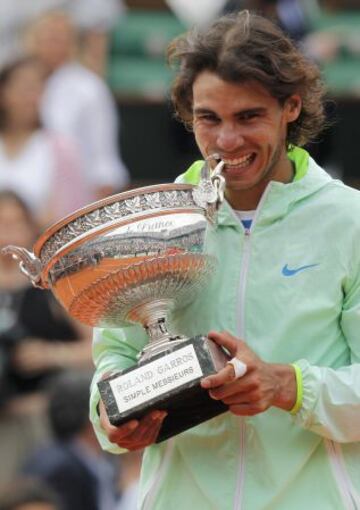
[201,331,297,416]
[99,399,167,451]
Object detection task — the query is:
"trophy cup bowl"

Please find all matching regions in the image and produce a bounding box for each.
[2,167,229,441]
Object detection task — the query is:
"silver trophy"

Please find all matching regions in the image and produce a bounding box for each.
[2,159,229,441]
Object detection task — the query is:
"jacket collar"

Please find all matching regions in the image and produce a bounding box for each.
[216,153,333,228]
[177,147,333,229]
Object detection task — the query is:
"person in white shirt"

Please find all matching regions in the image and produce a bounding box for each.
[0,56,90,226]
[26,11,130,201]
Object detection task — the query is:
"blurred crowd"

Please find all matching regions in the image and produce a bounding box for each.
[0,0,359,509]
[0,2,138,509]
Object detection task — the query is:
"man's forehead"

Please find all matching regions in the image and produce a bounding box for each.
[192,72,276,111]
[193,71,272,96]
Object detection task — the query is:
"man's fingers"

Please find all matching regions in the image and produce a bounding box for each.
[131,411,167,443]
[137,411,167,444]
[201,363,235,389]
[102,407,167,449]
[118,410,167,450]
[202,331,251,390]
[207,330,239,356]
[215,388,260,405]
[107,420,139,444]
[208,376,255,400]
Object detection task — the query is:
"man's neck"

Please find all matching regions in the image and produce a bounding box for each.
[225,158,295,210]
[226,185,267,210]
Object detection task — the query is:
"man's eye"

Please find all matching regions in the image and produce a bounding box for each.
[240,112,259,121]
[197,114,218,122]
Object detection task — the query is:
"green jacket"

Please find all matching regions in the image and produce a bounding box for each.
[90,148,360,509]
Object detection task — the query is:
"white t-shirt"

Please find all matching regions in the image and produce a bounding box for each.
[234,209,256,231]
[41,62,129,192]
[0,130,91,223]
[0,131,56,214]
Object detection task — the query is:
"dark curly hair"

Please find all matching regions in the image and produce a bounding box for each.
[167,10,327,148]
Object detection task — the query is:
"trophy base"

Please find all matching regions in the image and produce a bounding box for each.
[98,335,229,442]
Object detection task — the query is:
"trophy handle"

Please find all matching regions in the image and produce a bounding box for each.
[1,245,43,288]
[192,156,225,219]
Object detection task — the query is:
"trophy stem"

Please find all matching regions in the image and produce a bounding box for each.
[145,317,171,344]
[126,299,186,362]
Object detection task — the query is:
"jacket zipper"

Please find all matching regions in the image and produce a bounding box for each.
[234,419,246,510]
[142,440,174,510]
[325,439,360,510]
[233,228,250,510]
[233,186,272,510]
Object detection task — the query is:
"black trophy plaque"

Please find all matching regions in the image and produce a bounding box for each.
[98,336,229,442]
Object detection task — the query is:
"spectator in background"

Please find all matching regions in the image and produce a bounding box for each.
[67,0,126,77]
[0,57,91,228]
[0,479,60,510]
[302,0,360,65]
[0,0,65,70]
[223,0,314,42]
[168,0,314,42]
[26,11,130,201]
[0,191,92,486]
[22,370,119,510]
[0,0,126,77]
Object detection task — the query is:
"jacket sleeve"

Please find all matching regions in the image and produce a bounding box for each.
[89,325,148,453]
[292,242,360,443]
[292,361,360,443]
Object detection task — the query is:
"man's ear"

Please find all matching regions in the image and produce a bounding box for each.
[284,95,302,123]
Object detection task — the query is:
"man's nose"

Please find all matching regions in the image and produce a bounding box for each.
[216,124,244,152]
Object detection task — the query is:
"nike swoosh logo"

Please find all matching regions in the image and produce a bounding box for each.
[282,263,319,277]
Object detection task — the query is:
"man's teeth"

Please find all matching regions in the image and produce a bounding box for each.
[223,154,253,168]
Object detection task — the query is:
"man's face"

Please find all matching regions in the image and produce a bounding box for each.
[192,71,301,209]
